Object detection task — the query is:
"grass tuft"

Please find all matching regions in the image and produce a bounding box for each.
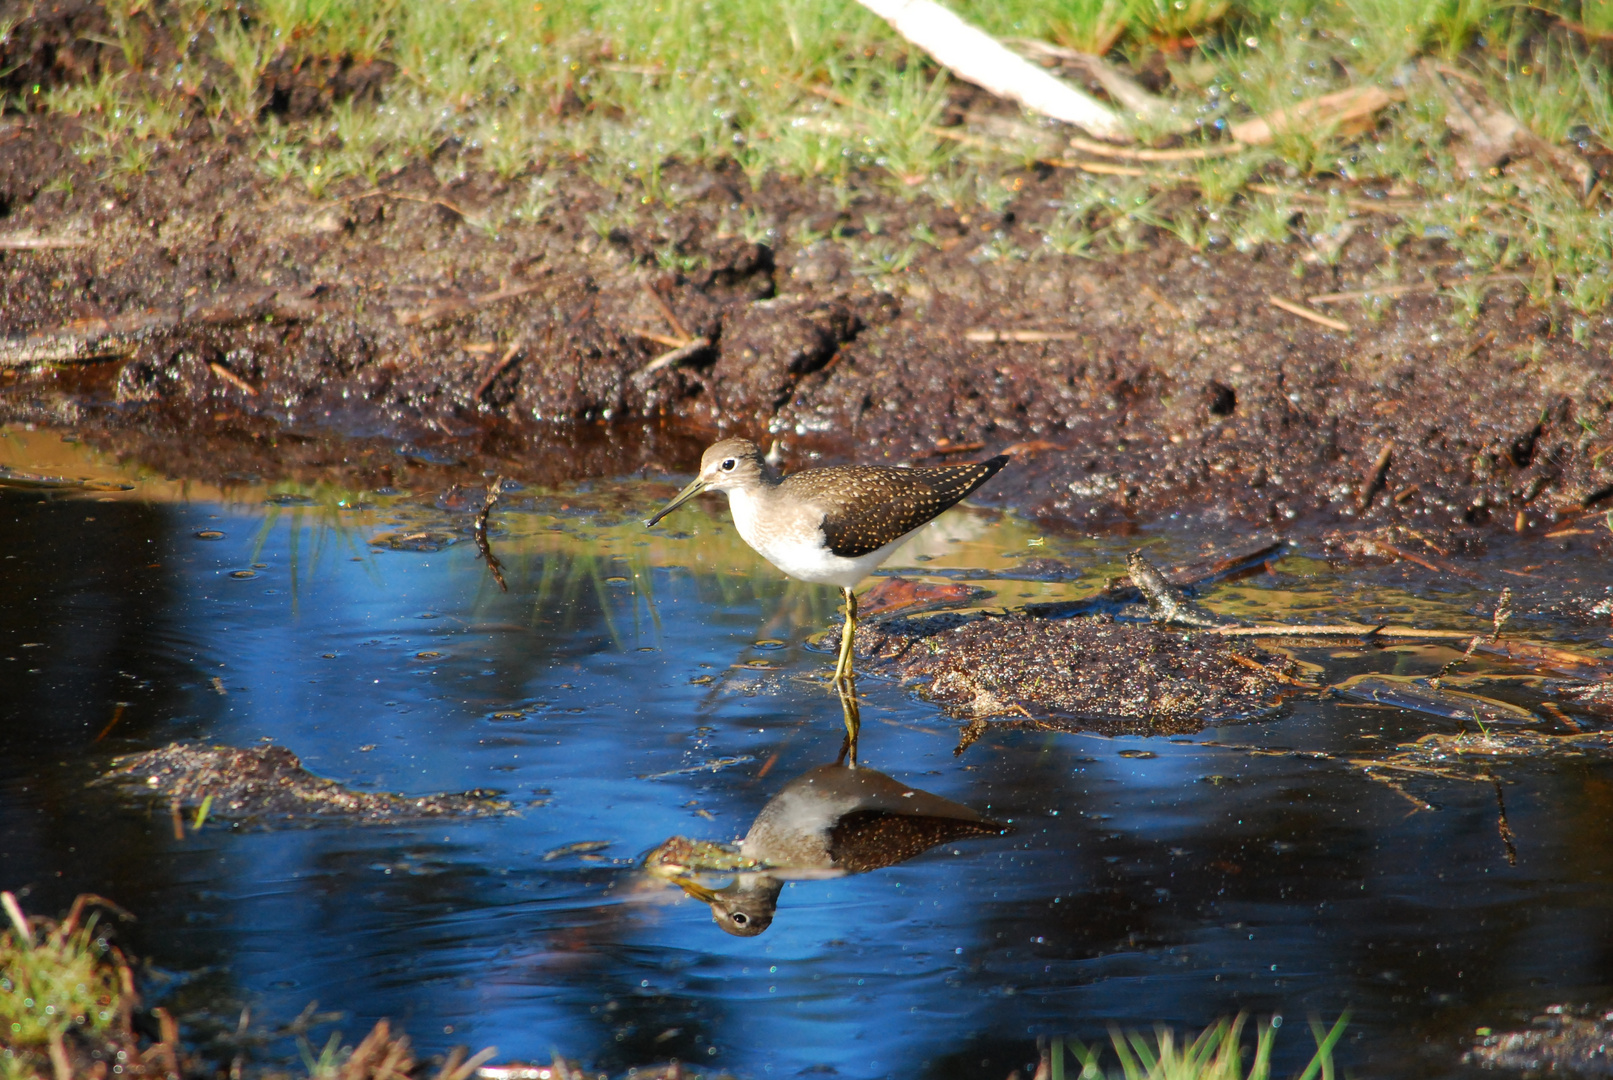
[0,892,132,1080]
[1053,1012,1350,1080]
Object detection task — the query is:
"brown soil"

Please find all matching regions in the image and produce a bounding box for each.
[4,100,1613,542]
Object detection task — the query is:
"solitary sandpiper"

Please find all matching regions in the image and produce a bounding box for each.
[645,438,1009,683]
[659,759,1009,936]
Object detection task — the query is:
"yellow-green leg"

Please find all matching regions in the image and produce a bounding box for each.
[833,587,858,685]
[835,672,861,767]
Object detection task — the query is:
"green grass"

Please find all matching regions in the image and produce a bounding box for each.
[1055,1013,1350,1080]
[0,893,129,1080]
[13,0,1613,313]
[0,891,469,1080]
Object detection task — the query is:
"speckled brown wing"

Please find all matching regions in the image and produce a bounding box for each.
[827,809,1009,874]
[785,456,1010,558]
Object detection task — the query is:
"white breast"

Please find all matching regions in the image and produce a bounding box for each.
[725,487,911,590]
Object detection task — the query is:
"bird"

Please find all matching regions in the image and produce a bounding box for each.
[645,438,1009,684]
[666,761,1009,936]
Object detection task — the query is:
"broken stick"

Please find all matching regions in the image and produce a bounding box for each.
[964,328,1084,343]
[1357,442,1393,511]
[638,337,711,376]
[1268,295,1351,332]
[473,478,508,592]
[852,0,1128,140]
[474,339,525,400]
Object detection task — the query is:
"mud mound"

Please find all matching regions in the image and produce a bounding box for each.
[100,741,516,824]
[1467,1007,1613,1076]
[858,612,1295,734]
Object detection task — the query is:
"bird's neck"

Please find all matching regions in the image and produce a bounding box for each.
[753,459,783,487]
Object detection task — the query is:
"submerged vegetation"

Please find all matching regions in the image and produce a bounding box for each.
[5,0,1613,311]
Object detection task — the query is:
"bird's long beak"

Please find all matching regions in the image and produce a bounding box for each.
[645,476,708,527]
[670,876,719,904]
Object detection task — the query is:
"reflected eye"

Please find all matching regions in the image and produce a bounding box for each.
[720,458,737,472]
[730,911,749,925]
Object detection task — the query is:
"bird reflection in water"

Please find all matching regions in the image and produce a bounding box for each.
[646,680,1010,936]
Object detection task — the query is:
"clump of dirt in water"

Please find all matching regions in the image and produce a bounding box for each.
[1467,1006,1613,1076]
[857,612,1296,734]
[100,742,516,823]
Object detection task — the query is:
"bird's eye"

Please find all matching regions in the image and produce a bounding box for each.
[731,911,749,925]
[720,458,736,472]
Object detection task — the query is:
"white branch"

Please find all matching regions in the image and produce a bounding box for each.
[854,0,1130,142]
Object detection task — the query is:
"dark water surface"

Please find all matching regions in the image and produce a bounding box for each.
[5,426,1613,1079]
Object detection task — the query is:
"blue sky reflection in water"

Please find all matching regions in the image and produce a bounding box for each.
[5,429,1613,1079]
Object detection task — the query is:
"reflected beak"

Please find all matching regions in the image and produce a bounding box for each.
[670,876,719,904]
[645,476,708,527]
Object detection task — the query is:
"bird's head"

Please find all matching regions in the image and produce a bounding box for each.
[645,438,769,526]
[707,874,782,937]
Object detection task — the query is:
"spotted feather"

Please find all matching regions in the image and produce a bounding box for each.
[781,456,1011,558]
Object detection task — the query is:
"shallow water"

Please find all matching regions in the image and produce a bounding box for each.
[5,426,1613,1079]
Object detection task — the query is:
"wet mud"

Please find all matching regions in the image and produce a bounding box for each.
[100,742,517,824]
[6,105,1613,541]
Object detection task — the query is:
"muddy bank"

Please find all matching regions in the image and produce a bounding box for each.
[4,114,1613,539]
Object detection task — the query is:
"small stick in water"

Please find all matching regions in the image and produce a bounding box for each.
[474,478,508,592]
[1490,772,1518,866]
[1430,587,1511,689]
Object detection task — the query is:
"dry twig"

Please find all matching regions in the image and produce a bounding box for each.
[1231,85,1393,146]
[0,338,136,366]
[638,337,711,376]
[1268,295,1351,332]
[396,282,541,327]
[208,362,259,396]
[473,339,525,400]
[1309,273,1526,305]
[964,328,1085,343]
[1047,158,1157,177]
[632,329,687,349]
[0,233,93,250]
[1245,182,1423,214]
[643,280,692,341]
[473,477,508,593]
[1005,39,1179,127]
[1357,441,1393,511]
[1205,624,1476,640]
